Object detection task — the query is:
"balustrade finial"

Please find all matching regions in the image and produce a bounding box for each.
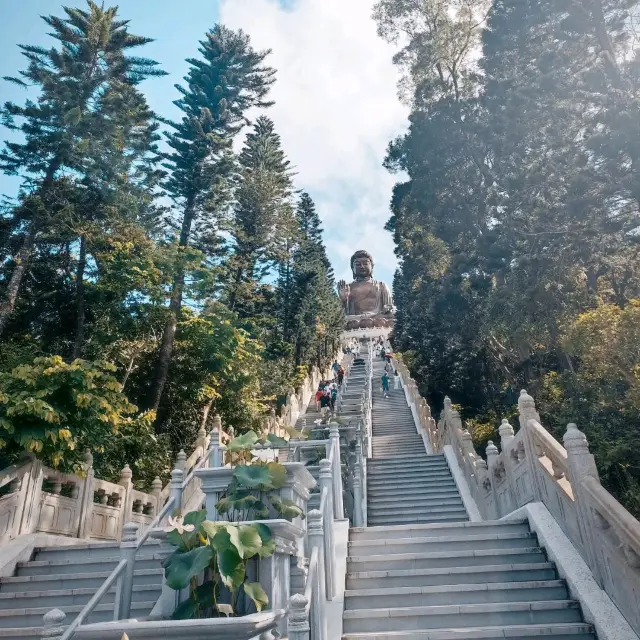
[82,448,93,470]
[41,608,66,639]
[319,458,332,479]
[151,476,162,494]
[288,593,310,632]
[211,414,222,433]
[518,389,535,409]
[563,423,589,453]
[119,463,132,483]
[499,419,515,441]
[486,440,499,457]
[175,449,187,471]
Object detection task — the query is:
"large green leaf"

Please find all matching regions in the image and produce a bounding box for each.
[255,522,276,558]
[218,548,245,590]
[163,546,214,590]
[234,464,273,489]
[172,597,198,620]
[228,524,263,559]
[243,581,269,612]
[226,431,259,452]
[269,495,304,519]
[265,433,289,449]
[183,509,207,529]
[266,461,287,489]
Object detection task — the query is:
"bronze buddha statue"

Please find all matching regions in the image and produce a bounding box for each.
[338,250,394,330]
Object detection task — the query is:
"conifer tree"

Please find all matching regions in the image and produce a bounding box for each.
[149,26,276,416]
[225,115,295,318]
[0,1,164,335]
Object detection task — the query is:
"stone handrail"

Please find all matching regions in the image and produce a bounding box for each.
[394,355,640,634]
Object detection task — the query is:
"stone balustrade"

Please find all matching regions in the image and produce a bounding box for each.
[394,358,640,636]
[0,359,335,547]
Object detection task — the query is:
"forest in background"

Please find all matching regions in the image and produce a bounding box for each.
[376,0,640,516]
[0,2,343,488]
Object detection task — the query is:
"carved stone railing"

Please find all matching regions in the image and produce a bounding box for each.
[0,416,219,544]
[394,358,640,635]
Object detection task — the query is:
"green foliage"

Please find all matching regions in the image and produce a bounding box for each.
[0,5,342,486]
[217,430,304,521]
[0,356,142,471]
[377,0,640,514]
[163,509,272,618]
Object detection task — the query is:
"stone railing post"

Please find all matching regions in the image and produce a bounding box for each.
[563,423,604,585]
[318,460,335,600]
[115,522,139,620]
[485,440,501,518]
[18,456,44,535]
[287,593,310,640]
[41,609,66,640]
[353,440,364,527]
[307,510,327,640]
[118,463,134,538]
[498,419,518,513]
[150,476,163,515]
[329,423,344,519]
[518,390,544,503]
[169,467,184,517]
[208,416,224,468]
[77,450,95,538]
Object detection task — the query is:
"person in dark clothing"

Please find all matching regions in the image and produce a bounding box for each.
[319,390,331,420]
[337,367,344,385]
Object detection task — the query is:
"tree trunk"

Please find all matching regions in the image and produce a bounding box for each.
[72,235,87,360]
[147,198,195,422]
[0,157,61,336]
[200,398,214,431]
[0,225,36,335]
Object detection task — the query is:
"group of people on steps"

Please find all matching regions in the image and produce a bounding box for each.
[315,359,345,419]
[375,336,401,398]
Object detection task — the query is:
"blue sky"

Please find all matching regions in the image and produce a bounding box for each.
[0,0,408,287]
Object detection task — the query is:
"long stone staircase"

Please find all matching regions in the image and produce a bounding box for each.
[0,542,164,639]
[342,354,597,639]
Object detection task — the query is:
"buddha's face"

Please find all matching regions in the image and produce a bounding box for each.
[353,257,373,279]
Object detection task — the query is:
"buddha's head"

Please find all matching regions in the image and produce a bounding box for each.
[351,250,374,280]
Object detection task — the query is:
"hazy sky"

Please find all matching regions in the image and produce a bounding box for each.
[0,0,408,286]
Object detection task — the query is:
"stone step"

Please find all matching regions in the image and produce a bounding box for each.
[368,464,449,477]
[365,514,468,527]
[0,584,161,610]
[0,568,164,593]
[367,499,465,515]
[341,622,595,639]
[347,547,545,574]
[366,488,461,502]
[369,455,445,464]
[14,554,164,577]
[366,483,459,496]
[33,541,161,562]
[342,600,583,634]
[368,472,454,486]
[346,562,558,590]
[350,520,530,542]
[0,600,156,628]
[348,532,537,556]
[368,462,447,472]
[344,579,569,610]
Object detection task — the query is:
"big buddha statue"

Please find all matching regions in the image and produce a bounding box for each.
[338,250,395,330]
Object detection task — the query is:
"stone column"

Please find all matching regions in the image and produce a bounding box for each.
[306,510,327,640]
[498,419,518,513]
[329,423,344,519]
[118,463,134,539]
[150,476,163,516]
[257,523,298,638]
[115,522,139,620]
[208,417,224,468]
[77,450,95,538]
[518,390,544,504]
[563,423,604,585]
[485,441,501,519]
[318,459,335,600]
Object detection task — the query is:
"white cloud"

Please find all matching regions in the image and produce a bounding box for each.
[218,0,408,287]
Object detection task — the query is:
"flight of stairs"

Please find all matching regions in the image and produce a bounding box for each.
[342,348,596,639]
[0,542,164,639]
[368,358,467,526]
